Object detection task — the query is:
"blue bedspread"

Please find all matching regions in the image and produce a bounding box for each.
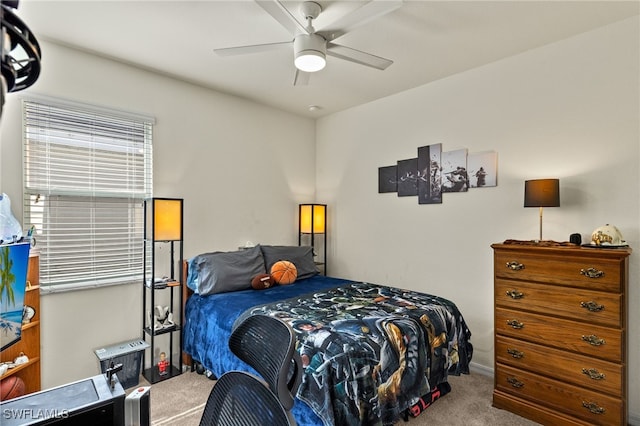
[182,275,472,426]
[183,276,350,425]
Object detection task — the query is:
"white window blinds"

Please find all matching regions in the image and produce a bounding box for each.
[22,99,153,292]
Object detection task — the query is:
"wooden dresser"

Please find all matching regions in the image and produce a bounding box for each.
[491,243,631,426]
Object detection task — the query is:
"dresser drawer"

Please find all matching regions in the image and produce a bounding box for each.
[495,308,622,362]
[495,279,622,327]
[496,336,622,396]
[494,250,622,292]
[496,364,623,425]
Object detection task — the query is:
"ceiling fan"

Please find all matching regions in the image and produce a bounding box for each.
[214,0,402,85]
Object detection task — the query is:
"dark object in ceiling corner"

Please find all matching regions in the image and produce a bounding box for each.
[1,0,42,118]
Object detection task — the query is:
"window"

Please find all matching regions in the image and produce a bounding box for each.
[22,98,153,292]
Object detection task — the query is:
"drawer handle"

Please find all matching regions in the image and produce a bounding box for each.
[507,348,524,359]
[582,334,605,346]
[507,377,524,388]
[580,267,605,279]
[582,368,605,380]
[582,401,606,415]
[506,290,524,299]
[506,261,525,271]
[507,320,524,329]
[580,301,604,312]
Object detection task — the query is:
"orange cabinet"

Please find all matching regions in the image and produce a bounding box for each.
[1,253,41,395]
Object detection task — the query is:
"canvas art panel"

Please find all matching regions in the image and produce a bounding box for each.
[397,158,418,197]
[378,165,398,193]
[468,151,497,188]
[418,143,442,204]
[441,149,469,193]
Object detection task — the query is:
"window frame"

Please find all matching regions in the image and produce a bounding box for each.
[22,96,154,293]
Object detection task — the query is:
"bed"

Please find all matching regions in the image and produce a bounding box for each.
[182,245,473,426]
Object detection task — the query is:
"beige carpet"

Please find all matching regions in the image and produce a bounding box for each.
[144,370,540,426]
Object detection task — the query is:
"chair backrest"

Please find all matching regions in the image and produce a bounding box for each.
[229,314,302,411]
[199,371,292,426]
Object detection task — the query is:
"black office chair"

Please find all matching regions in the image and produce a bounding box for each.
[229,314,302,411]
[198,370,292,426]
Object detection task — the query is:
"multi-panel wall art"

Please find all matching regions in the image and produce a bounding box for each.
[378,144,497,204]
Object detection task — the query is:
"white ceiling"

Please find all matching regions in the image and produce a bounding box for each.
[14,0,640,118]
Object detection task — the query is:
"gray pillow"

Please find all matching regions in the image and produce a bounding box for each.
[260,245,319,280]
[192,245,266,295]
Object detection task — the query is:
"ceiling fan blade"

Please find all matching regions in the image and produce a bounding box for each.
[293,69,310,86]
[214,41,291,56]
[326,43,393,70]
[318,0,403,42]
[255,0,309,36]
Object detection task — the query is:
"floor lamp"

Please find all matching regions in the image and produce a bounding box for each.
[298,204,326,275]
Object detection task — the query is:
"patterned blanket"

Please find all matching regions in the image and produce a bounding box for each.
[236,282,473,426]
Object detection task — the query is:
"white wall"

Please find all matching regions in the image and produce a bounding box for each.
[1,12,638,423]
[316,16,640,420]
[0,41,316,388]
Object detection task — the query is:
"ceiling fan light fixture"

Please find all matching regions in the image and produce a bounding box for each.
[295,51,326,72]
[294,34,326,72]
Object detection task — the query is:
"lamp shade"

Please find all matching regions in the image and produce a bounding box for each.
[524,179,560,207]
[153,198,182,241]
[299,204,326,234]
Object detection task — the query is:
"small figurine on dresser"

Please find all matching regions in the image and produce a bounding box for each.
[14,352,29,365]
[22,305,35,324]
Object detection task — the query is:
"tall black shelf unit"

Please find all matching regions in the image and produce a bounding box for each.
[298,203,327,276]
[142,198,183,384]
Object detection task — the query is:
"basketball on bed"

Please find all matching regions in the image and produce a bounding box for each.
[251,273,275,290]
[0,376,26,401]
[270,260,297,285]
